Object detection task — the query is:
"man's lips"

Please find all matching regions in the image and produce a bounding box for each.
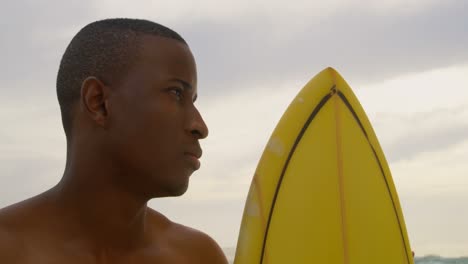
[184,150,202,170]
[185,150,202,159]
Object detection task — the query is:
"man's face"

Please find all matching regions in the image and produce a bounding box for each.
[107,35,208,198]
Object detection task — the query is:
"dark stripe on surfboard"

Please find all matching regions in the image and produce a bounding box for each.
[336,90,411,263]
[259,87,334,263]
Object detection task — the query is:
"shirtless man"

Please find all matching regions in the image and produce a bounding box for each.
[0,18,228,263]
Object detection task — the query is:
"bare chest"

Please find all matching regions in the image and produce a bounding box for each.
[17,241,191,264]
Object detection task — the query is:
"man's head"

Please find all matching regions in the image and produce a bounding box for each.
[57,18,208,198]
[57,18,186,137]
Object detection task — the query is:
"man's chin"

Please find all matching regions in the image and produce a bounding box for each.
[153,181,190,198]
[168,185,189,197]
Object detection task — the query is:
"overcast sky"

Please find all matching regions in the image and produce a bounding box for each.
[1,0,467,257]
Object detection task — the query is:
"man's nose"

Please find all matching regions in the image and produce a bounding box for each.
[188,107,209,139]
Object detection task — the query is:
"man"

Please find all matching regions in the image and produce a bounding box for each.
[0,18,228,263]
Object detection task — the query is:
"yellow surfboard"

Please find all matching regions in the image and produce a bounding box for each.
[234,68,414,264]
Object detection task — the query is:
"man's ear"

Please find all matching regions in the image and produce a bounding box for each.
[80,77,111,127]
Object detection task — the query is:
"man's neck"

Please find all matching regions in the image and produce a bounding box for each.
[50,160,151,251]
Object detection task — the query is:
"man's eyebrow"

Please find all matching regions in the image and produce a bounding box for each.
[169,78,192,90]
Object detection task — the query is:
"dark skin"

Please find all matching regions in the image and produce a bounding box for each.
[0,35,228,263]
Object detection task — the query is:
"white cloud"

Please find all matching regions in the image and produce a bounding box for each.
[92,0,339,24]
[357,64,468,114]
[362,0,441,14]
[393,138,468,196]
[92,0,444,24]
[351,64,468,162]
[369,106,468,162]
[0,99,64,159]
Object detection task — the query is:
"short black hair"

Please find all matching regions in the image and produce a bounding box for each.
[56,18,186,138]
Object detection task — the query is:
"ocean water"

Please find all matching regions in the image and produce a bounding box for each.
[415,256,468,264]
[223,248,468,264]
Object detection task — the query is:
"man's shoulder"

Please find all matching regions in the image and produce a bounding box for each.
[0,200,29,231]
[0,195,51,254]
[0,210,25,261]
[0,199,36,250]
[0,196,45,230]
[147,208,228,263]
[170,223,228,263]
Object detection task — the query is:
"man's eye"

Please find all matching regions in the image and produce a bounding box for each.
[170,88,183,100]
